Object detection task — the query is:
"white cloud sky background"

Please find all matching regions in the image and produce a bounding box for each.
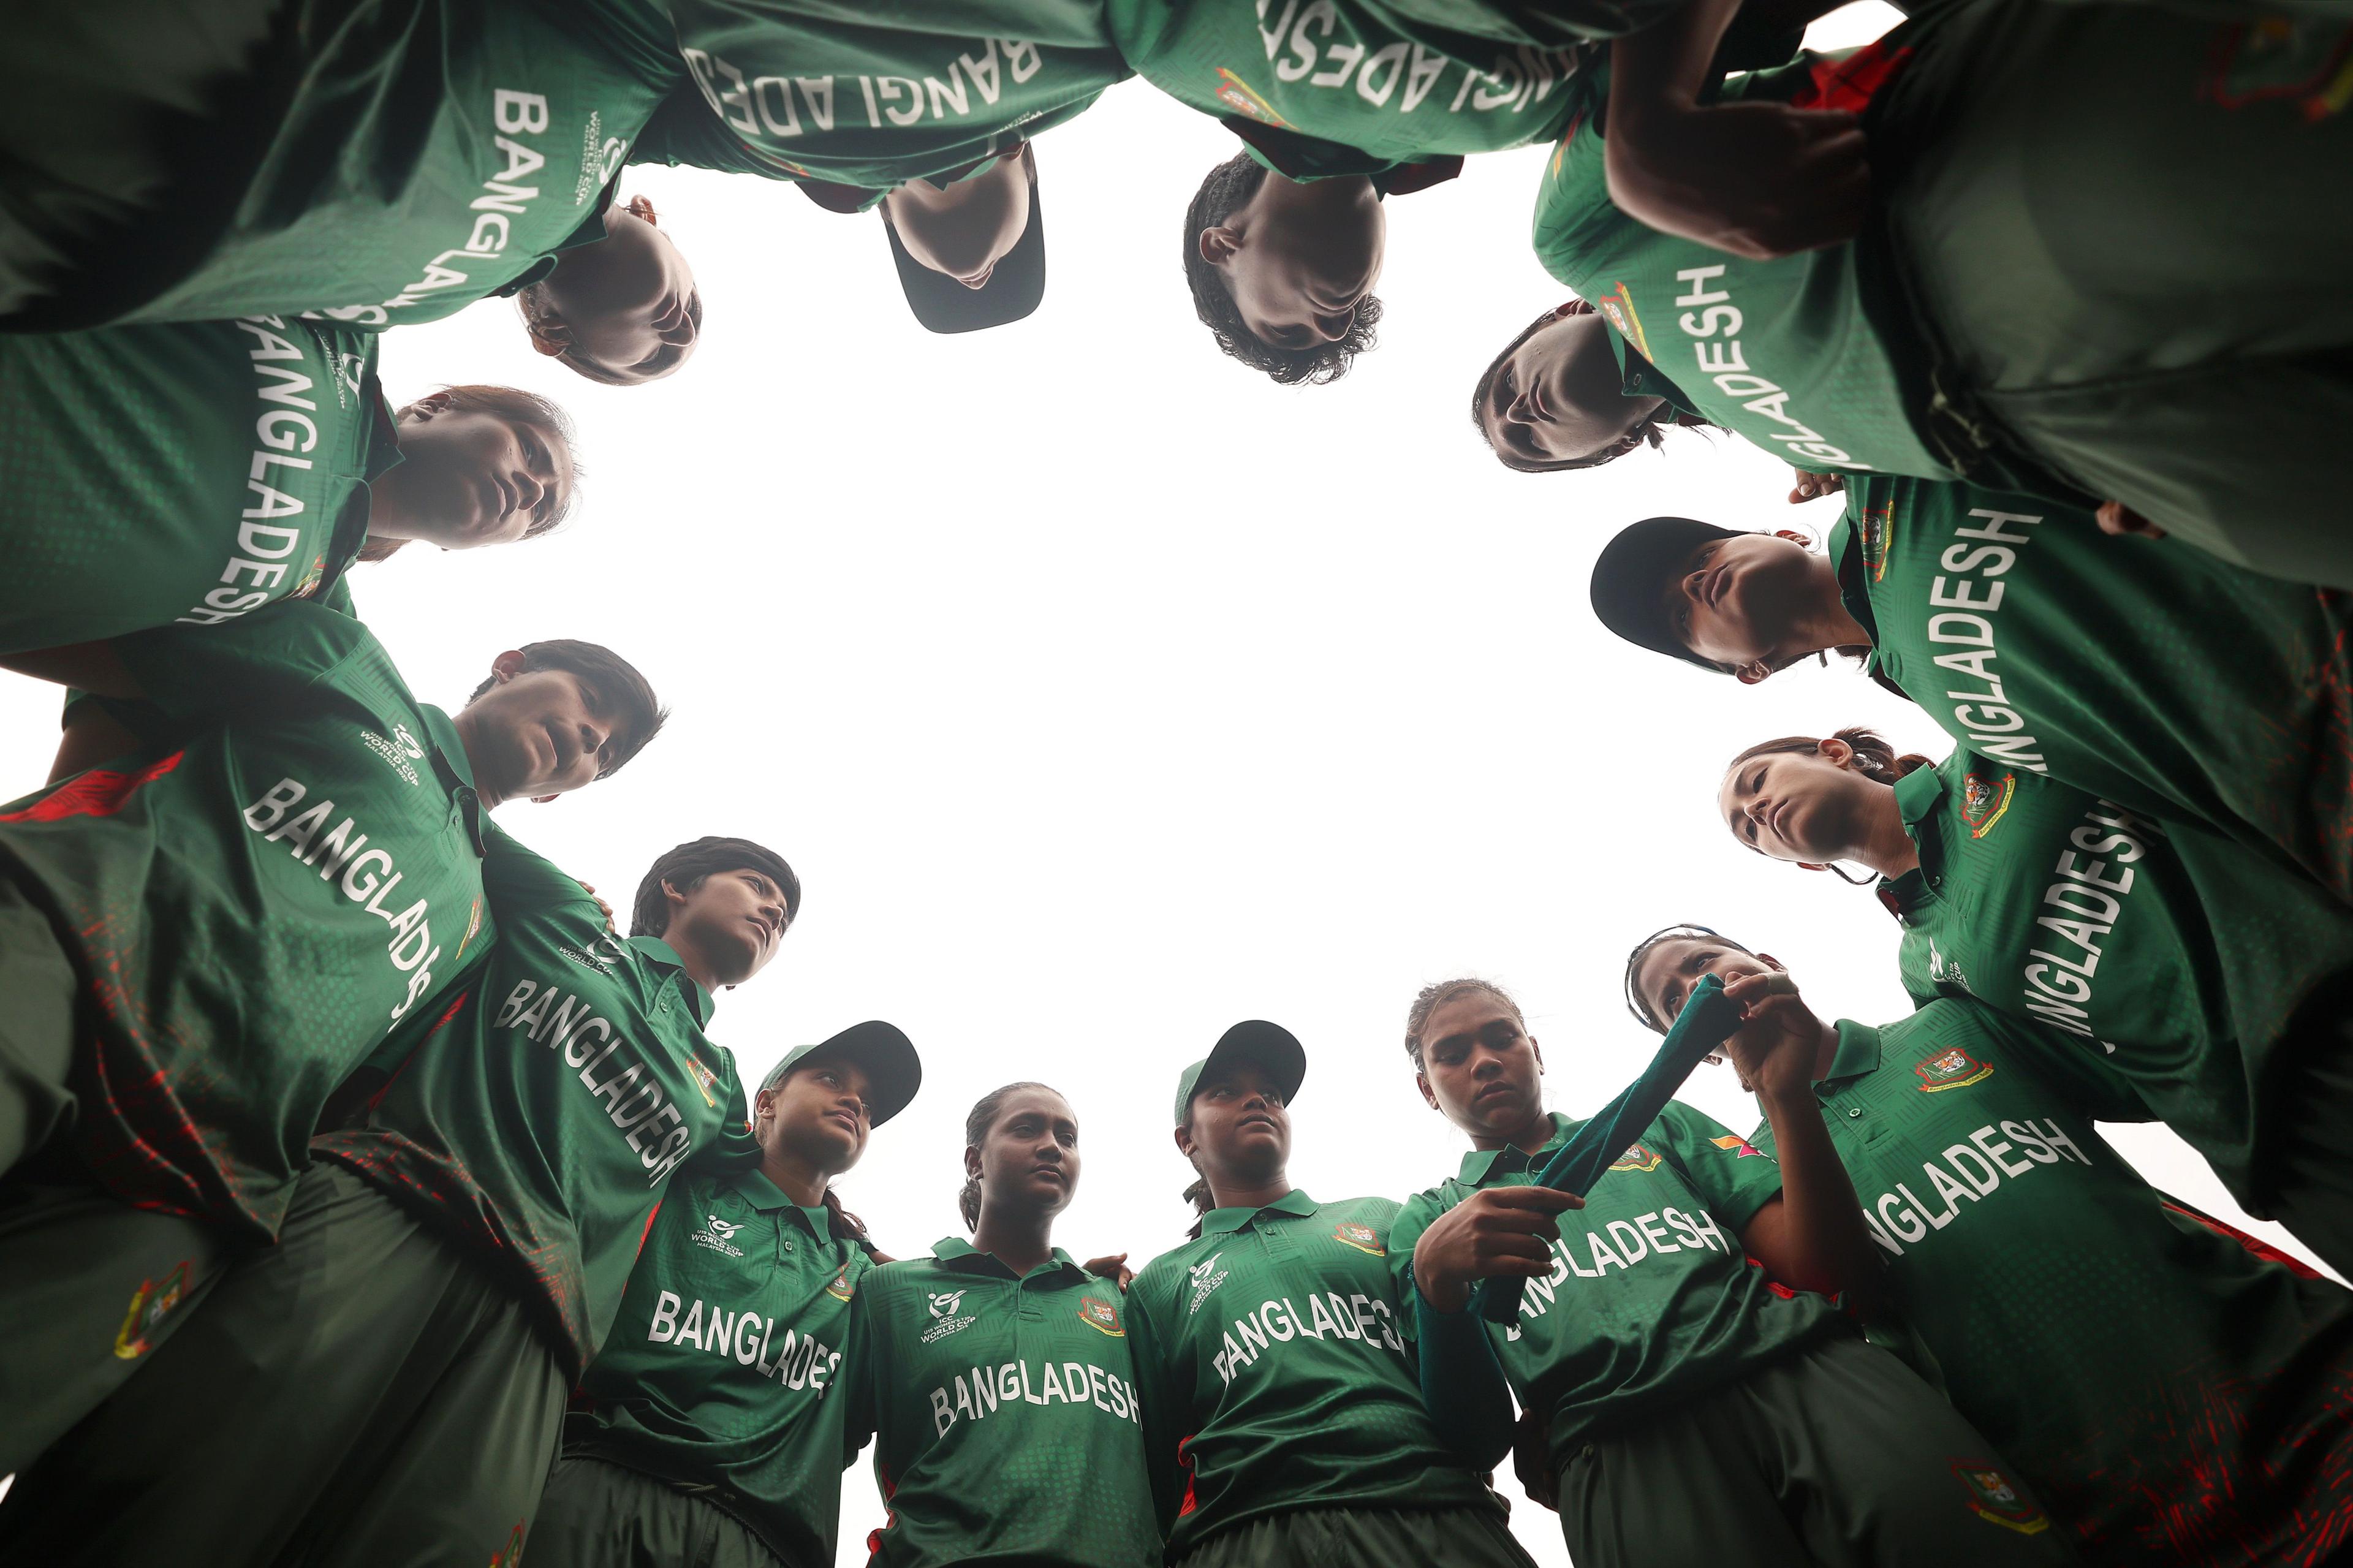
[0,7,2332,1560]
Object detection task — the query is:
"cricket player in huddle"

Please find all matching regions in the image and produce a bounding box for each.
[0,317,577,654]
[1708,725,2353,1281]
[1391,977,2075,1566]
[1124,1022,1536,1567]
[0,608,665,1474]
[534,1018,922,1568]
[847,1082,1159,1568]
[1627,926,2353,1566]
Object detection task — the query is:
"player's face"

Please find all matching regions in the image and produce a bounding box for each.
[462,661,629,804]
[1417,993,1544,1140]
[1185,1061,1291,1175]
[757,1059,874,1174]
[534,200,700,383]
[885,145,1033,289]
[1481,311,1665,468]
[1634,937,1780,1031]
[1718,743,1890,865]
[663,865,794,989]
[1213,175,1385,350]
[972,1086,1081,1219]
[376,402,571,549]
[1665,531,1816,671]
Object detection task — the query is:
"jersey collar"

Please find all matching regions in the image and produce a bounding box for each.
[724,1166,798,1212]
[1199,1187,1319,1236]
[415,705,488,855]
[1455,1113,1574,1186]
[928,1237,1085,1284]
[1819,1020,1886,1089]
[623,936,715,1026]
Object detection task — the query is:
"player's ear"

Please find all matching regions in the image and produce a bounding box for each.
[531,793,560,805]
[1529,1037,1544,1074]
[963,1142,985,1184]
[1757,951,1786,973]
[1197,224,1241,268]
[1415,1070,1439,1112]
[662,878,689,915]
[1172,1123,1197,1159]
[1773,529,1812,547]
[1733,662,1773,686]
[525,317,572,358]
[398,389,457,423]
[486,648,529,687]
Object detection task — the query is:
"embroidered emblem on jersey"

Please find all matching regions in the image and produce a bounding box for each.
[1078,1295,1124,1336]
[488,1523,526,1567]
[2202,20,2353,120]
[690,1214,746,1257]
[112,1260,193,1360]
[359,725,424,787]
[289,553,328,600]
[825,1268,856,1303]
[1609,1143,1664,1173]
[922,1289,979,1343]
[686,1053,721,1108]
[1186,1252,1230,1316]
[1857,502,1894,582]
[1961,772,2015,839]
[1549,109,1586,178]
[1710,1134,1765,1158]
[1214,67,1290,126]
[1593,282,1651,364]
[1331,1220,1384,1256]
[458,898,485,960]
[1952,1461,2050,1534]
[1915,1047,1993,1093]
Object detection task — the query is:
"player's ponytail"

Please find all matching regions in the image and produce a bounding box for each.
[820,1187,871,1244]
[1723,726,1931,787]
[1181,1176,1214,1241]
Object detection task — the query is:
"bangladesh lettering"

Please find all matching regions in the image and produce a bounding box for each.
[926,1358,1142,1438]
[492,975,697,1184]
[1509,1205,1730,1334]
[1673,266,1861,468]
[1254,0,1580,118]
[1909,506,2049,771]
[645,1290,842,1392]
[178,318,336,627]
[2019,801,2158,1051]
[1211,1290,1403,1386]
[1860,1118,2092,1255]
[240,777,440,1020]
[686,37,1042,140]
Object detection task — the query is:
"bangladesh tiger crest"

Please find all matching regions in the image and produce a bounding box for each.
[1857,503,1894,582]
[1610,1143,1664,1173]
[1077,1295,1124,1336]
[686,1052,721,1108]
[1961,772,2015,839]
[1213,67,1289,126]
[825,1268,856,1303]
[1952,1461,2051,1534]
[457,897,484,960]
[1593,282,1651,364]
[1915,1047,1993,1093]
[289,553,328,600]
[112,1261,193,1360]
[1710,1134,1765,1158]
[488,1523,527,1567]
[1331,1220,1384,1256]
[2201,19,2353,120]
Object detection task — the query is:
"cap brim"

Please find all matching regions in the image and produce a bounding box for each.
[1199,1020,1306,1110]
[1588,517,1744,671]
[806,1020,923,1127]
[885,175,1045,335]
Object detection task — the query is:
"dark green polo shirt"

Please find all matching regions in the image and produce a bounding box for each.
[1753,1001,2353,1564]
[849,1238,1158,1568]
[570,1166,874,1568]
[1883,751,2353,1206]
[1389,1107,1840,1453]
[0,600,491,1238]
[314,820,759,1377]
[1125,1190,1498,1556]
[0,318,394,654]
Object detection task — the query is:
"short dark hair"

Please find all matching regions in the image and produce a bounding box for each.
[629,836,801,938]
[1622,924,1753,1033]
[1470,301,1674,475]
[1183,151,1381,387]
[464,640,667,778]
[1402,977,1525,1069]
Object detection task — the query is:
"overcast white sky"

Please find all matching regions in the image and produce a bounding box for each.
[2,6,2332,1559]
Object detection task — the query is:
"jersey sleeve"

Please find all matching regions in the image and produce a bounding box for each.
[627,86,793,178]
[1120,1265,1190,1542]
[110,598,373,727]
[1653,1100,1784,1230]
[1965,1005,2157,1124]
[1383,1191,1447,1344]
[701,1047,761,1168]
[843,1282,881,1469]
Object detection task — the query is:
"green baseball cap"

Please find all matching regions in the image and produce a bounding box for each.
[760,1020,922,1126]
[1588,515,1744,671]
[1172,1020,1306,1127]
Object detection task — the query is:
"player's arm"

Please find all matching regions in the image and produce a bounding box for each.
[1,640,144,699]
[1404,1189,1580,1468]
[1121,1282,1190,1539]
[48,695,144,782]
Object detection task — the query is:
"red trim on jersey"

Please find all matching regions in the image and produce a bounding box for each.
[635,1198,664,1264]
[1789,40,1913,114]
[867,1464,898,1559]
[1,750,184,821]
[1176,1433,1201,1517]
[2163,1199,2324,1280]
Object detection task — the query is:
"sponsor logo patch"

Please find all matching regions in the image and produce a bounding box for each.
[1186,1252,1230,1316]
[1710,1134,1766,1158]
[686,1053,721,1108]
[1213,67,1289,126]
[1330,1220,1384,1256]
[1961,771,2015,839]
[1915,1047,1994,1093]
[1078,1295,1124,1336]
[113,1260,194,1360]
[922,1289,979,1343]
[1609,1143,1664,1173]
[1593,281,1651,364]
[1952,1460,2051,1534]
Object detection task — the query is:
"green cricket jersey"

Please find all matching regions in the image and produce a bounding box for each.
[1124,1191,1499,1557]
[1536,42,1951,478]
[0,600,491,1238]
[569,1166,875,1568]
[1752,1001,2353,1567]
[1389,1107,1841,1452]
[849,1238,1158,1568]
[120,0,684,328]
[1881,749,2353,1206]
[0,317,392,656]
[312,821,759,1377]
[1831,472,2353,907]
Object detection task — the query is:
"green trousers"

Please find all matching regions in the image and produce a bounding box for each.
[1879,1,2353,586]
[1174,1504,1537,1568]
[1556,1336,2078,1567]
[530,1455,798,1568]
[0,1178,224,1475]
[0,1162,565,1568]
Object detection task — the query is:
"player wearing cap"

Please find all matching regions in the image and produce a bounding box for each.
[846,1081,1158,1568]
[1390,976,2074,1568]
[0,828,798,1563]
[0,612,664,1474]
[1124,1021,1534,1567]
[1584,481,2353,908]
[0,318,578,654]
[1713,724,2353,1280]
[1627,926,2353,1566]
[530,1018,922,1568]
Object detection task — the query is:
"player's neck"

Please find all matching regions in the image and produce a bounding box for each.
[972,1204,1056,1278]
[762,1143,831,1208]
[1205,1170,1292,1214]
